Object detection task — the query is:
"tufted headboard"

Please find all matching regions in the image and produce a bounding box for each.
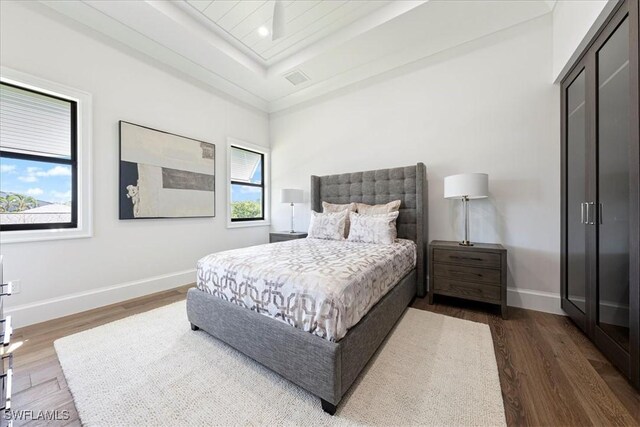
[310,163,428,297]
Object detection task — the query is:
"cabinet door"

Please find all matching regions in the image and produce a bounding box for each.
[596,15,631,354]
[562,68,589,327]
[590,1,640,385]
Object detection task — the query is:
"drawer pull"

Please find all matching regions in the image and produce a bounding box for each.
[0,316,12,347]
[432,279,501,302]
[449,255,484,262]
[452,270,482,278]
[432,263,501,284]
[433,249,501,268]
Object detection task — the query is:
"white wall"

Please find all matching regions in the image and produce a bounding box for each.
[552,0,612,81]
[2,1,611,323]
[0,1,270,327]
[271,15,564,313]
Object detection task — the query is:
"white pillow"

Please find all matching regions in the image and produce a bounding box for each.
[356,200,401,215]
[322,201,356,237]
[347,211,399,244]
[307,210,348,241]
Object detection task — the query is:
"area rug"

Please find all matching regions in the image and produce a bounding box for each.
[54,301,506,426]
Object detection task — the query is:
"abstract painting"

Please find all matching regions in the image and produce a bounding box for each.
[119,121,215,219]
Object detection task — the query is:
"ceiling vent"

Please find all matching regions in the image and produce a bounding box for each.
[284,70,310,86]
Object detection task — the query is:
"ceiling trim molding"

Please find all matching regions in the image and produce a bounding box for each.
[267,0,427,77]
[169,1,268,74]
[544,0,558,13]
[552,0,618,83]
[39,0,270,111]
[31,0,557,115]
[268,9,553,113]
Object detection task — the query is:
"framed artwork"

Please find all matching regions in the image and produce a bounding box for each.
[119,121,215,219]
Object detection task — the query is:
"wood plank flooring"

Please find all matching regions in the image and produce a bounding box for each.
[5,287,639,426]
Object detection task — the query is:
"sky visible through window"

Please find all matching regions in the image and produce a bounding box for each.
[231,162,262,202]
[0,157,72,204]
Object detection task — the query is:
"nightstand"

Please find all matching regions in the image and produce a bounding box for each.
[428,240,508,319]
[269,231,308,243]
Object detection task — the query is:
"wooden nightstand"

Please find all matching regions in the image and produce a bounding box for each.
[269,231,308,243]
[428,240,508,319]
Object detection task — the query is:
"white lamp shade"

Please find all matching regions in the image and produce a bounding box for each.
[444,173,489,199]
[281,188,303,203]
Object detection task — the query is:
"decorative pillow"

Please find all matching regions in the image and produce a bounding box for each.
[356,200,401,215]
[322,201,357,237]
[307,210,348,241]
[347,211,399,244]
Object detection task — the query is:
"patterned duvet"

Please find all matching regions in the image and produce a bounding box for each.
[196,238,416,341]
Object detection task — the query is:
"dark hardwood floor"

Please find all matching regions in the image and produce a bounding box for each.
[413,296,639,426]
[6,287,639,426]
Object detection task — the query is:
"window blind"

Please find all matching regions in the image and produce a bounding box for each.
[230,146,261,184]
[0,83,72,159]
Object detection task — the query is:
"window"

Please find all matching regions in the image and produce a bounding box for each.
[230,146,264,221]
[0,82,77,231]
[0,67,92,243]
[227,138,269,227]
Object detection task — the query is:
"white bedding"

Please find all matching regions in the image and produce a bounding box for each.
[196,238,416,341]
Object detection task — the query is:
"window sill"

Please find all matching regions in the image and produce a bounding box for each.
[226,220,271,229]
[0,227,92,244]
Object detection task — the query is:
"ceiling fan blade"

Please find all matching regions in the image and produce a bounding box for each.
[272,0,285,41]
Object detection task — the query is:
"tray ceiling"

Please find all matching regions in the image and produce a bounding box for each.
[185,1,391,63]
[40,0,556,113]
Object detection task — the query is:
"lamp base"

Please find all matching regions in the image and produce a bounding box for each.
[459,240,474,246]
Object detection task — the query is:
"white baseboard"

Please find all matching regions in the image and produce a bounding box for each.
[6,274,582,328]
[427,278,567,316]
[5,269,196,328]
[507,287,566,316]
[427,276,567,316]
[507,287,631,325]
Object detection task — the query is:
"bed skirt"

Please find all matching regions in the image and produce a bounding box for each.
[186,268,416,407]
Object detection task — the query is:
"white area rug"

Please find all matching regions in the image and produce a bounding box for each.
[55,302,506,426]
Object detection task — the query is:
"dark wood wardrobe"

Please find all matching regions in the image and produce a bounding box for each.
[561,0,639,390]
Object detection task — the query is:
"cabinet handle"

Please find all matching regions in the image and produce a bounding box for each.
[581,202,585,224]
[598,203,603,224]
[0,316,12,347]
[585,202,590,225]
[587,202,595,225]
[1,353,13,411]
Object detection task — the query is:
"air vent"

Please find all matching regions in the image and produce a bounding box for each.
[283,70,310,86]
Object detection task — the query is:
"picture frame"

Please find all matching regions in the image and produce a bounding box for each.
[119,121,215,219]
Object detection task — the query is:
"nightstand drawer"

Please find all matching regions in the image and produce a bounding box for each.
[433,249,501,268]
[429,240,507,319]
[433,263,501,285]
[433,278,501,302]
[269,232,308,243]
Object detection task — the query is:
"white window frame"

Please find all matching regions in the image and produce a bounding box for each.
[226,137,270,229]
[0,67,93,244]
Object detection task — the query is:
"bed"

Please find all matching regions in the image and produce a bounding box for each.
[186,163,428,414]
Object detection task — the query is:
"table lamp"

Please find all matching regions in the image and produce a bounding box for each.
[281,189,304,233]
[444,173,489,246]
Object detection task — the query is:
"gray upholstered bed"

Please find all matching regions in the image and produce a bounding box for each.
[186,163,428,414]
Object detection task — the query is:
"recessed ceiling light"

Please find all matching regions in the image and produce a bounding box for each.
[258,26,269,38]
